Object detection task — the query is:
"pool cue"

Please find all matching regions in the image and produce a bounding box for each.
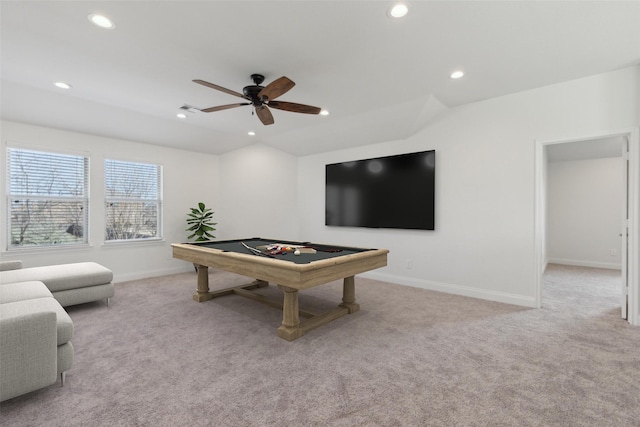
[240,242,278,258]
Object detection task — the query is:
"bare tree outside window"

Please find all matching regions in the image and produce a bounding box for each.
[104,160,162,241]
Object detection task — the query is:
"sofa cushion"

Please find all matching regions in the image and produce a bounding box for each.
[0,260,23,271]
[1,299,73,345]
[0,281,53,304]
[54,283,115,307]
[0,262,113,293]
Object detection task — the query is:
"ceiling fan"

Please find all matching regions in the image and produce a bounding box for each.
[193,74,321,125]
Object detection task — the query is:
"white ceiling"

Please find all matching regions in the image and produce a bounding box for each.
[1,1,639,156]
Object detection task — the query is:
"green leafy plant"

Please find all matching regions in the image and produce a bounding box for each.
[186,202,216,241]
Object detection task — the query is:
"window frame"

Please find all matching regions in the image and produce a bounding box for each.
[5,146,90,251]
[103,158,163,244]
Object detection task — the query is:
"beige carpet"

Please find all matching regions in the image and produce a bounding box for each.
[1,264,639,426]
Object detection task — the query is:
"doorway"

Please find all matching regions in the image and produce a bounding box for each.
[534,130,639,326]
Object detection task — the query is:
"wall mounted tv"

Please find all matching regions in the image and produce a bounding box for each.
[325,150,435,230]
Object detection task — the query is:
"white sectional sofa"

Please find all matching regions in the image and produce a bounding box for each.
[0,262,114,307]
[0,261,114,401]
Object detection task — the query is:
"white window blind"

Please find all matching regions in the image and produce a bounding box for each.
[104,159,162,242]
[7,147,89,248]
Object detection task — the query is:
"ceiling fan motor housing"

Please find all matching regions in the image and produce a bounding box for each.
[243,85,265,103]
[243,73,267,104]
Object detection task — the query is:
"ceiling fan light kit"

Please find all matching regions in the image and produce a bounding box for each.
[193,74,322,125]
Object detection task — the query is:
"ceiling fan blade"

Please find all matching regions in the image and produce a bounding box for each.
[193,79,249,100]
[255,105,275,125]
[200,103,251,113]
[268,100,321,115]
[258,76,295,101]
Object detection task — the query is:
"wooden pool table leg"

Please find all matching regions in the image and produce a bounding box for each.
[277,285,304,341]
[193,265,214,302]
[339,276,360,313]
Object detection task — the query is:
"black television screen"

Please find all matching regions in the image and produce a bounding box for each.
[325,150,435,230]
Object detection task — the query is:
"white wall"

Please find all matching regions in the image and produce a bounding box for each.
[0,120,219,282]
[218,143,298,240]
[546,157,623,269]
[1,66,637,311]
[297,66,639,307]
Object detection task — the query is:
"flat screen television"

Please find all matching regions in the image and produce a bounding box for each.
[325,150,435,230]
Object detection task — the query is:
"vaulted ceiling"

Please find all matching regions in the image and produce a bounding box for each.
[1,1,639,156]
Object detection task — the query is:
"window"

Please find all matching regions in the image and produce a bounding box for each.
[7,147,89,248]
[104,159,162,242]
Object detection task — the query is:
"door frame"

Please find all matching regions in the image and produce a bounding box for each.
[534,128,639,326]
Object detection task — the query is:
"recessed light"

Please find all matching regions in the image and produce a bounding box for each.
[88,13,115,29]
[176,113,187,119]
[450,70,465,79]
[248,131,256,136]
[54,82,72,89]
[320,109,330,116]
[389,3,409,18]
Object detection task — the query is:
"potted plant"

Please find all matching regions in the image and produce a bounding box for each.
[186,202,216,272]
[186,202,217,241]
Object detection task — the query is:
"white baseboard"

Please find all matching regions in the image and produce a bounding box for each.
[546,257,622,270]
[114,265,621,312]
[113,265,193,283]
[360,271,537,308]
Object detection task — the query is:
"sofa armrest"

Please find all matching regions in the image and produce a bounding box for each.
[0,310,58,402]
[0,260,23,272]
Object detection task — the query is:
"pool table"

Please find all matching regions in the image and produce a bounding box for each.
[171,238,388,340]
